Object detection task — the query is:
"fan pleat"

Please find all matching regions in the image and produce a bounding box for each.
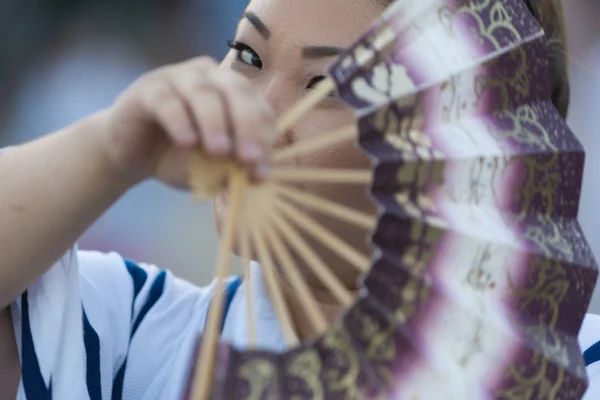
[371,203,596,334]
[362,253,588,399]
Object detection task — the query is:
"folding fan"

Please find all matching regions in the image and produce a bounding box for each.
[185,0,599,398]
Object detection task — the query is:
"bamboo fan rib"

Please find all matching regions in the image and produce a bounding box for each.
[272,184,376,231]
[250,219,299,347]
[237,220,256,347]
[271,125,357,163]
[272,197,371,273]
[270,168,371,184]
[191,168,246,400]
[277,79,337,134]
[268,208,355,307]
[262,219,329,335]
[186,0,598,398]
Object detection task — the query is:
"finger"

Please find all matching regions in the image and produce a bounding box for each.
[170,71,231,157]
[141,80,197,147]
[154,147,192,190]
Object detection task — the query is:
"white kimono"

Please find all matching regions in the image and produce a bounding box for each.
[10,248,600,399]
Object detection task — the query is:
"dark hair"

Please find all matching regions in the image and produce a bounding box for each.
[524,0,570,118]
[374,0,570,118]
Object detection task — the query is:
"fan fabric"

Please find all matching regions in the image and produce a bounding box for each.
[188,0,599,399]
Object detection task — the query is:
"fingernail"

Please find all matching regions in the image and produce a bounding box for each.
[254,162,270,180]
[179,129,197,145]
[240,141,262,161]
[209,133,230,153]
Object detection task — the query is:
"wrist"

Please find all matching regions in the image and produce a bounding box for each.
[74,110,144,191]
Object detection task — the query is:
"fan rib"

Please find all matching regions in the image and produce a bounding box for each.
[251,217,299,347]
[270,168,371,184]
[238,223,256,347]
[192,168,246,400]
[269,209,354,306]
[277,78,336,134]
[273,197,371,273]
[262,219,329,334]
[271,124,357,164]
[273,184,376,231]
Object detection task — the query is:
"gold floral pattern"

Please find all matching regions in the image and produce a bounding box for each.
[286,350,324,400]
[321,325,373,399]
[238,358,278,400]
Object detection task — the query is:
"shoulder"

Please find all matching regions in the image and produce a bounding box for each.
[73,251,243,399]
[580,314,600,399]
[76,250,207,312]
[580,314,600,368]
[14,247,235,399]
[580,314,600,352]
[75,250,215,340]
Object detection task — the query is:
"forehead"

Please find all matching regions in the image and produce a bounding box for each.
[244,0,381,47]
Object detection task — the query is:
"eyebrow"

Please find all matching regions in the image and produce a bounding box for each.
[301,46,345,59]
[242,11,271,39]
[241,11,344,60]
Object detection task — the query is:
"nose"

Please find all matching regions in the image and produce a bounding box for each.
[259,76,296,150]
[260,75,297,117]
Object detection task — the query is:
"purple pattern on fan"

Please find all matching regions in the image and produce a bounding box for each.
[221,348,282,399]
[372,196,597,336]
[363,249,590,397]
[330,0,597,398]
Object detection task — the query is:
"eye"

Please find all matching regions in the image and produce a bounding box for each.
[307,76,339,98]
[227,40,263,69]
[306,75,325,90]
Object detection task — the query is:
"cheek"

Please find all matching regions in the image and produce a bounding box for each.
[294,106,369,171]
[294,109,374,213]
[298,140,372,207]
[291,112,376,276]
[300,140,369,170]
[294,106,355,141]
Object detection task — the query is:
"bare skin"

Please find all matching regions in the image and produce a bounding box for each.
[0,0,386,393]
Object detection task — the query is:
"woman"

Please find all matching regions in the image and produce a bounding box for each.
[1,0,598,399]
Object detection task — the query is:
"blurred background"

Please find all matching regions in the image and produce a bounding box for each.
[1,0,600,312]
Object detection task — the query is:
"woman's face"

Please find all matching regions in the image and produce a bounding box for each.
[215,0,384,289]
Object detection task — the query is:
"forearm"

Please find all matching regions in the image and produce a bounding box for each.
[0,112,136,308]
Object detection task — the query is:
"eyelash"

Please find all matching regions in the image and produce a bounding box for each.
[308,76,339,98]
[227,40,263,69]
[307,76,325,89]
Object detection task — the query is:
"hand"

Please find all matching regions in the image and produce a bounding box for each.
[102,56,275,189]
